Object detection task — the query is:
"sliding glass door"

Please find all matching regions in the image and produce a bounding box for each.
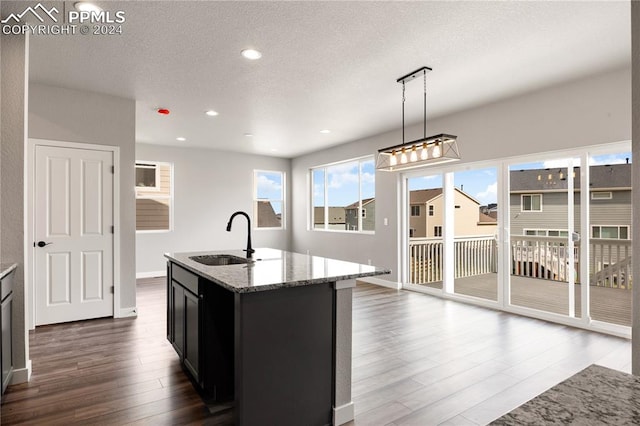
[407,174,444,289]
[452,168,498,301]
[588,152,632,326]
[401,143,631,334]
[508,158,580,317]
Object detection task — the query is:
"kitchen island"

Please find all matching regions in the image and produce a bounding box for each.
[165,248,390,426]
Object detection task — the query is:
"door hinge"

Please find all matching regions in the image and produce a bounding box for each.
[111,225,114,233]
[110,165,115,173]
[110,286,114,294]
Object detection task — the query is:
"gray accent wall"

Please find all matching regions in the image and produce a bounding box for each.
[1,32,29,383]
[28,83,137,313]
[135,143,291,275]
[291,68,631,285]
[631,0,640,375]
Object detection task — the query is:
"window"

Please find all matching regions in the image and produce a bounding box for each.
[311,156,375,232]
[592,225,629,240]
[136,161,172,231]
[409,228,416,237]
[136,162,160,190]
[411,205,420,216]
[428,205,434,216]
[434,226,442,237]
[591,191,613,200]
[521,194,542,211]
[524,229,568,237]
[254,170,284,229]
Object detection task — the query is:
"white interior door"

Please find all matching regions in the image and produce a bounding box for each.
[35,145,114,325]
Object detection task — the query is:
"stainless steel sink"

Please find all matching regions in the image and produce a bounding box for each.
[189,254,251,266]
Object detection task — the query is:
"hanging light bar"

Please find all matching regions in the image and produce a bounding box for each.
[376,66,460,171]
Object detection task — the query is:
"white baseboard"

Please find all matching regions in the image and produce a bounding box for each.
[333,401,355,425]
[136,270,166,279]
[357,276,401,290]
[116,307,138,318]
[10,360,32,384]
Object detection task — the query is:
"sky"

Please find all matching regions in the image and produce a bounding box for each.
[256,171,283,214]
[313,159,375,207]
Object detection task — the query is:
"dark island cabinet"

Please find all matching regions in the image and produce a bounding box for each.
[167,262,234,402]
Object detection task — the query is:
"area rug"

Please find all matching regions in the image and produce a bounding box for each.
[490,365,640,425]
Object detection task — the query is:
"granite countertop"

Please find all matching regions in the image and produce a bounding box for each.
[0,263,17,280]
[165,248,390,293]
[491,365,640,425]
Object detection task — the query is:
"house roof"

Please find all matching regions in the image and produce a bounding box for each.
[510,163,631,192]
[409,187,481,205]
[256,201,281,227]
[345,197,375,210]
[478,212,498,224]
[409,189,443,204]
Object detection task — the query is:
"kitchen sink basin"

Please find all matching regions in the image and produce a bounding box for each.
[189,254,251,266]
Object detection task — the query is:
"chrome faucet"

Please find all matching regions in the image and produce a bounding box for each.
[226,211,255,258]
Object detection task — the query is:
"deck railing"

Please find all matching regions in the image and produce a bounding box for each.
[589,238,632,289]
[409,235,632,289]
[409,235,497,284]
[510,235,577,283]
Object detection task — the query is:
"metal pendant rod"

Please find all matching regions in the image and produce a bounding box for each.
[402,81,406,144]
[423,69,427,139]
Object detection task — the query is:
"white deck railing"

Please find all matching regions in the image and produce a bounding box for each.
[409,235,632,289]
[409,235,497,284]
[510,235,576,282]
[589,238,632,289]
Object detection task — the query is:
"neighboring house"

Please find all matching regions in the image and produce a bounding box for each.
[409,188,498,238]
[510,163,632,239]
[344,198,375,231]
[256,200,281,228]
[313,207,346,230]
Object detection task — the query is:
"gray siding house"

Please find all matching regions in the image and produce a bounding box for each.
[510,163,631,239]
[345,198,375,231]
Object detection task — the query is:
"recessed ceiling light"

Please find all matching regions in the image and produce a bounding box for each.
[74,2,103,12]
[241,49,262,60]
[244,133,253,137]
[205,110,218,117]
[176,137,186,142]
[320,129,331,134]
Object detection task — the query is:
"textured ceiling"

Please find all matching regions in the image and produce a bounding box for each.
[20,1,631,158]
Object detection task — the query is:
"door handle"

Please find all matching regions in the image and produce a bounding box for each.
[36,241,53,248]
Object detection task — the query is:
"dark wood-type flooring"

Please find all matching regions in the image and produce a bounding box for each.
[1,278,631,425]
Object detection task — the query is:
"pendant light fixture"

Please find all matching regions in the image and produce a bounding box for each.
[376,66,460,171]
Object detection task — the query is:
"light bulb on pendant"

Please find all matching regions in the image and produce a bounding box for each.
[410,146,418,162]
[432,142,441,158]
[400,148,408,164]
[390,150,397,166]
[421,142,429,160]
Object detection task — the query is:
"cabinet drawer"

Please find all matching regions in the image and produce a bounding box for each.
[171,263,198,295]
[1,271,14,301]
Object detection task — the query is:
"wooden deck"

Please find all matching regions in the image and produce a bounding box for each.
[420,274,632,327]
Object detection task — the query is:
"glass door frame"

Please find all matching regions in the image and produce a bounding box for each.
[400,141,631,338]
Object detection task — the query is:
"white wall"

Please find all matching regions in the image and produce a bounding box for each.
[28,83,137,312]
[135,143,291,275]
[291,67,631,283]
